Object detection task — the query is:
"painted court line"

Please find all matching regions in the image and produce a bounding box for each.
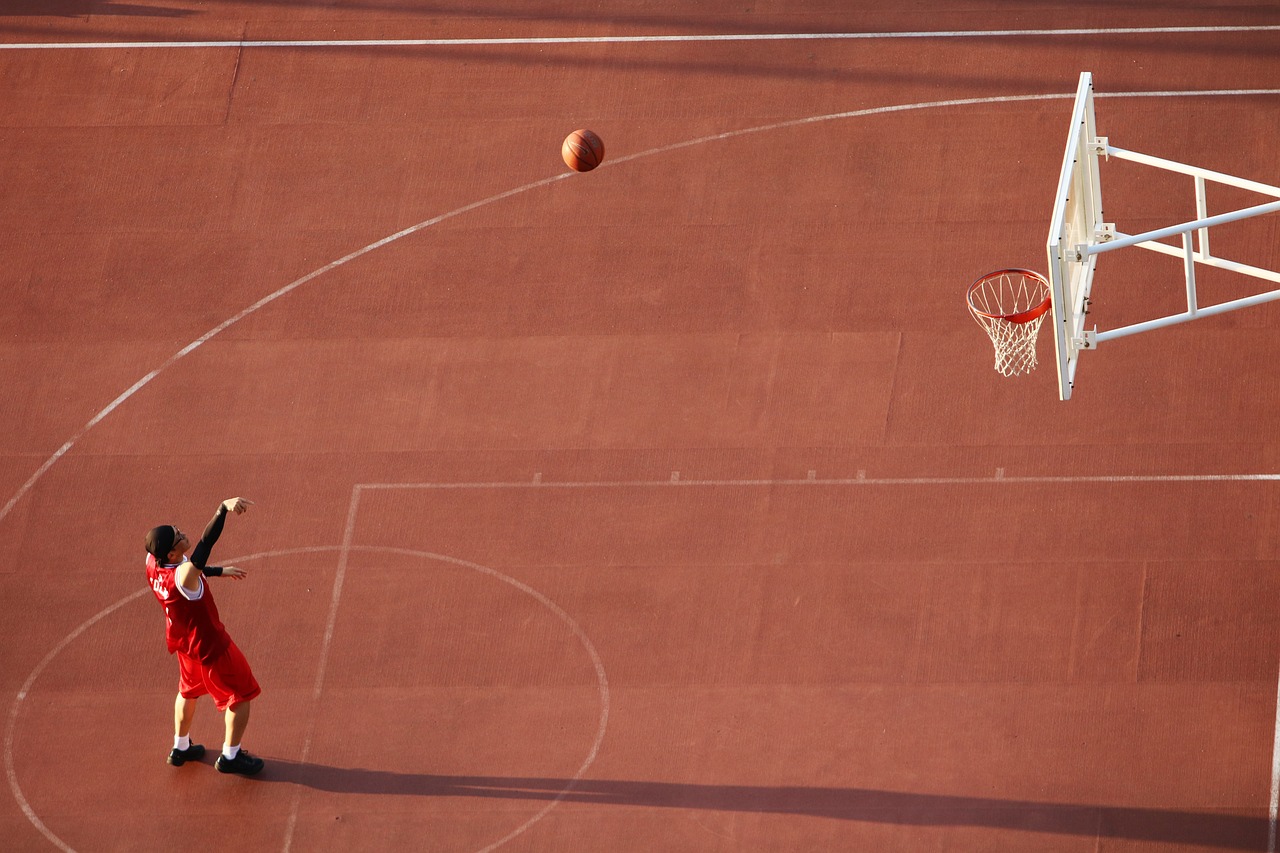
[358,472,1280,489]
[1273,659,1280,853]
[2,25,1280,49]
[279,492,366,853]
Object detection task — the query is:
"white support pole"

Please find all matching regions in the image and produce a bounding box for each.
[1097,285,1280,343]
[1126,240,1280,285]
[1183,232,1198,315]
[1195,176,1211,258]
[1084,199,1280,256]
[1106,144,1280,198]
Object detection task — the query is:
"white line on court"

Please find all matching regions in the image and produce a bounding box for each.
[358,472,1280,490]
[2,25,1279,49]
[4,82,1280,849]
[278,488,367,850]
[279,490,366,853]
[1273,658,1280,853]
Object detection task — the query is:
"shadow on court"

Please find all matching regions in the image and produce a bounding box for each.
[258,760,1266,850]
[0,1,194,16]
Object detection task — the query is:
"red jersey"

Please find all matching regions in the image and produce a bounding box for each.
[147,554,231,663]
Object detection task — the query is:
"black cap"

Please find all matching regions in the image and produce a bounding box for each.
[145,525,177,560]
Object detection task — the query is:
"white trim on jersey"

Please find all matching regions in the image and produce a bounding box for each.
[171,564,205,601]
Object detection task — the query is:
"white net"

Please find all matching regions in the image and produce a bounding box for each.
[967,270,1052,377]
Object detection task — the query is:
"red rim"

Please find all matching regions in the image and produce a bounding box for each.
[966,268,1052,324]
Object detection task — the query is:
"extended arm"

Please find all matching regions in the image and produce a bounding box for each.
[189,497,253,569]
[189,505,228,571]
[179,497,253,591]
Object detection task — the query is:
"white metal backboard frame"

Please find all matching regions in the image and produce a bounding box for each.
[1047,72,1280,401]
[1046,73,1104,401]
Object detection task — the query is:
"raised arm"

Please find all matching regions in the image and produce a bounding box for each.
[190,497,253,570]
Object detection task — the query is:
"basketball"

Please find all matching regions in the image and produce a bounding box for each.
[562,129,605,172]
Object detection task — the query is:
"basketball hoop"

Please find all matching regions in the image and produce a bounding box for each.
[967,269,1052,376]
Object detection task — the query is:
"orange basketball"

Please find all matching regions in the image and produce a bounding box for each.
[562,129,605,172]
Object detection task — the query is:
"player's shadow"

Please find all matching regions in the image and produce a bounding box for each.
[0,2,193,15]
[263,760,1265,850]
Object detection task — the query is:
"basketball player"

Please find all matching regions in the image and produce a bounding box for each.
[145,497,264,776]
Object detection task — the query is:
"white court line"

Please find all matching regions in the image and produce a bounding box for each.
[2,25,1280,49]
[1273,658,1280,853]
[279,490,365,853]
[4,83,1280,849]
[605,88,1280,167]
[280,486,366,851]
[316,487,362,703]
[359,472,1280,490]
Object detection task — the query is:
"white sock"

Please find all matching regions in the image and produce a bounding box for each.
[223,744,240,760]
[174,735,190,751]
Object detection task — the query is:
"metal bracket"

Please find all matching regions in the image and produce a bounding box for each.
[1071,329,1098,351]
[1092,137,1109,159]
[1072,225,1116,261]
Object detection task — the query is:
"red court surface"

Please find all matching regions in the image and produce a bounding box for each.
[4,3,1280,851]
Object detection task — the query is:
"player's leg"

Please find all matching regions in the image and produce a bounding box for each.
[207,642,264,776]
[167,655,208,766]
[215,700,263,775]
[225,699,250,749]
[175,693,197,737]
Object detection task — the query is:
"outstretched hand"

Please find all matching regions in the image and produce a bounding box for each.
[222,497,254,515]
[223,566,247,580]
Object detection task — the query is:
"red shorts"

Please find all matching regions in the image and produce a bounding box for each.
[177,641,261,711]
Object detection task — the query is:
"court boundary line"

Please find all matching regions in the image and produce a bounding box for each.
[358,472,1280,489]
[1274,659,1280,853]
[2,25,1280,50]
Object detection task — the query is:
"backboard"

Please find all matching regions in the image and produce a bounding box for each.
[1046,72,1105,401]
[1042,73,1280,400]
